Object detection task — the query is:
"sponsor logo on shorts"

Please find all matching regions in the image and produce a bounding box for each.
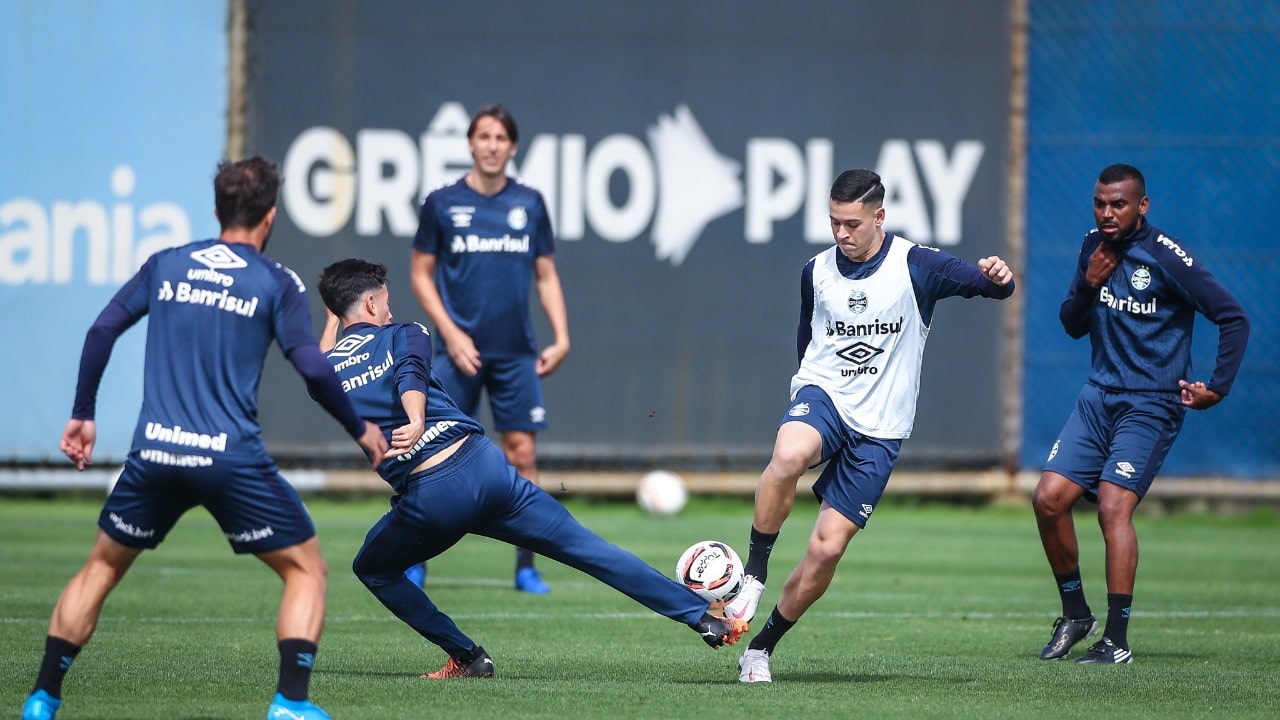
[1115,461,1135,478]
[788,402,810,417]
[138,449,214,467]
[860,503,874,518]
[1048,440,1060,462]
[108,512,156,539]
[530,406,547,424]
[224,526,276,543]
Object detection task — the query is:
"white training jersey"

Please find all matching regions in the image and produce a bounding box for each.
[789,236,929,439]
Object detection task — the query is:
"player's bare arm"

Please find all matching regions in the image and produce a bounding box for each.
[534,255,571,377]
[410,250,482,376]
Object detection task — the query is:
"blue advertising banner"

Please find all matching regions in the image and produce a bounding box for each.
[0,1,227,462]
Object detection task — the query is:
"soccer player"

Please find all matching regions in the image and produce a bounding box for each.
[724,169,1016,683]
[1031,164,1249,664]
[410,104,569,594]
[18,157,388,720]
[316,259,745,679]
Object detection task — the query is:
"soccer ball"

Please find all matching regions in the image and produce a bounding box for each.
[636,470,688,516]
[676,540,744,605]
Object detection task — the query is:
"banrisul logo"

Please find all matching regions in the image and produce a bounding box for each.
[283,102,984,265]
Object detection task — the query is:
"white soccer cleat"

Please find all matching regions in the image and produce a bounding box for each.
[723,575,764,622]
[738,648,772,683]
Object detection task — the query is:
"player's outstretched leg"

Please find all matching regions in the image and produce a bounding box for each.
[20,690,60,720]
[267,694,330,720]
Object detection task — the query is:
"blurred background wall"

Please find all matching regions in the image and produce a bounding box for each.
[2,0,1275,485]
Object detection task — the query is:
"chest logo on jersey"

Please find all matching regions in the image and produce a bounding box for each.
[826,316,903,337]
[449,233,531,254]
[1129,266,1151,290]
[836,342,884,366]
[449,207,474,228]
[507,206,528,231]
[1099,286,1157,315]
[848,290,869,314]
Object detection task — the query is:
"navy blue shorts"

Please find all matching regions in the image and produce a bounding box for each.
[1043,384,1186,500]
[785,386,902,528]
[99,450,316,554]
[435,354,547,433]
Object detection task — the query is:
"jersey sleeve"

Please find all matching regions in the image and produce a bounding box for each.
[289,344,367,439]
[796,259,816,366]
[1058,234,1098,340]
[395,323,432,398]
[1151,239,1251,396]
[533,191,555,257]
[906,244,1015,326]
[71,257,155,419]
[412,193,444,255]
[270,265,318,357]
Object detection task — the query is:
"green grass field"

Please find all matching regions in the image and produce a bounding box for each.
[2,495,1277,719]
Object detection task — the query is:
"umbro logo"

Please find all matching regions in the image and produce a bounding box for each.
[191,244,247,270]
[331,333,375,356]
[1115,461,1135,478]
[836,342,884,365]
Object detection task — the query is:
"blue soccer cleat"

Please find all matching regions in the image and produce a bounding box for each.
[267,693,330,720]
[21,690,60,720]
[404,562,426,588]
[514,566,550,594]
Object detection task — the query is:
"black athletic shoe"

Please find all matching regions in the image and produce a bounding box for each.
[422,645,495,679]
[1038,615,1097,660]
[1075,637,1133,664]
[697,616,748,649]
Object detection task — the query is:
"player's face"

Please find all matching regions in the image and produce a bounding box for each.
[1093,178,1148,242]
[830,199,886,262]
[469,116,516,179]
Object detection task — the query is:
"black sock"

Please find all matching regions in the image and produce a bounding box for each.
[744,527,779,583]
[516,547,534,571]
[747,606,796,654]
[33,636,81,700]
[276,639,318,702]
[1053,568,1091,619]
[1104,593,1132,648]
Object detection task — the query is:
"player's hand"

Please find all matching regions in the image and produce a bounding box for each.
[1085,240,1120,287]
[977,256,1013,286]
[536,341,571,377]
[1178,380,1223,410]
[60,418,97,471]
[356,420,389,468]
[390,417,426,457]
[445,333,482,377]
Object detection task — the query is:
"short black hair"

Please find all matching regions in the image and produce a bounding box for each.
[214,156,280,230]
[468,104,519,144]
[318,259,388,318]
[1098,164,1146,195]
[831,169,884,206]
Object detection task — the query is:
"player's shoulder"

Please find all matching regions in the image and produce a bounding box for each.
[1138,223,1199,269]
[423,175,467,202]
[505,177,549,205]
[250,251,307,295]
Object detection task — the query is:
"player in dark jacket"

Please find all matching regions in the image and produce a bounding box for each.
[1032,164,1249,664]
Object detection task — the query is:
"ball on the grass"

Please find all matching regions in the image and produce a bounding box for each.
[675,539,744,604]
[636,470,688,516]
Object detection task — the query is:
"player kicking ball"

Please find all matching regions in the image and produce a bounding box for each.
[316,259,747,679]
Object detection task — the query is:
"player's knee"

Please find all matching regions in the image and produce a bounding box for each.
[805,538,845,568]
[1031,482,1066,517]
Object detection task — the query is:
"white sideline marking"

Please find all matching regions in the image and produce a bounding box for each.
[4,608,1279,624]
